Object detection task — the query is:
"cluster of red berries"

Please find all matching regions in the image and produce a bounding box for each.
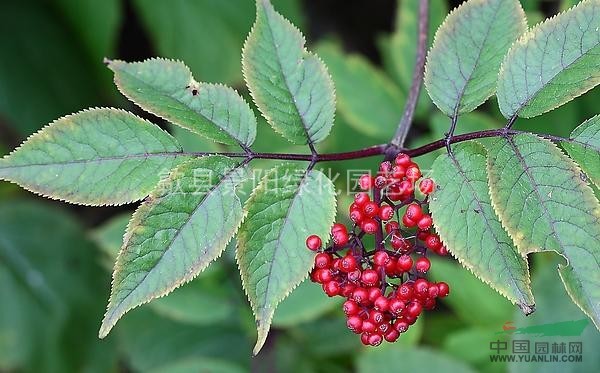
[306,153,450,346]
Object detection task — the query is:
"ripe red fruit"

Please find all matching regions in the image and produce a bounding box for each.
[349,209,364,223]
[367,287,383,302]
[405,203,423,221]
[425,234,442,250]
[347,269,362,283]
[377,322,391,334]
[413,278,429,295]
[315,253,331,269]
[323,281,340,297]
[385,221,400,234]
[397,283,413,300]
[437,282,450,297]
[405,165,421,181]
[341,284,356,298]
[341,254,358,273]
[369,310,385,325]
[343,300,360,316]
[374,175,387,189]
[318,269,333,283]
[361,320,377,333]
[437,245,449,256]
[406,301,423,317]
[359,174,374,190]
[331,223,347,234]
[419,178,435,195]
[347,315,363,334]
[391,165,405,179]
[354,192,370,206]
[396,254,413,272]
[428,284,440,298]
[374,296,390,312]
[398,179,414,195]
[332,230,349,246]
[352,287,369,305]
[361,219,379,234]
[417,215,433,230]
[391,233,410,251]
[379,161,392,174]
[415,257,431,273]
[361,269,379,286]
[368,333,383,346]
[389,299,406,316]
[379,204,394,221]
[305,235,322,251]
[384,329,400,342]
[363,201,380,218]
[393,319,409,333]
[395,153,412,167]
[373,251,390,266]
[402,214,417,228]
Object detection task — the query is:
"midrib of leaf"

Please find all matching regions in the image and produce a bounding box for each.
[448,150,530,308]
[259,168,309,309]
[108,161,245,316]
[0,152,185,170]
[450,0,503,117]
[512,33,600,116]
[260,3,315,148]
[114,67,248,148]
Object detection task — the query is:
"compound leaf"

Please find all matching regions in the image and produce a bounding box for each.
[497,0,600,118]
[0,108,187,206]
[108,58,257,147]
[425,0,527,116]
[242,0,335,145]
[236,164,336,354]
[487,134,600,329]
[429,142,534,312]
[99,155,248,337]
[562,115,600,188]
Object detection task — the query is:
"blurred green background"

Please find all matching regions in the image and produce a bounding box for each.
[0,0,598,372]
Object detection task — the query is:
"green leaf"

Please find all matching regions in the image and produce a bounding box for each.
[0,108,187,206]
[316,42,404,140]
[148,358,247,373]
[562,115,600,188]
[428,257,514,327]
[242,0,336,145]
[92,213,131,260]
[236,164,337,354]
[487,134,600,329]
[425,0,527,116]
[497,1,600,118]
[356,346,477,373]
[108,58,257,147]
[429,142,534,312]
[99,155,248,338]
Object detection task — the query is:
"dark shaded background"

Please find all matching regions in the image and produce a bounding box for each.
[0,1,598,372]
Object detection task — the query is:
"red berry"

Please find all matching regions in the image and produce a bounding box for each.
[395,153,412,167]
[373,251,390,266]
[361,269,379,287]
[331,223,347,234]
[341,255,358,273]
[323,281,340,297]
[405,203,423,221]
[317,268,333,283]
[343,300,360,316]
[347,269,362,283]
[369,310,385,325]
[374,296,390,312]
[415,257,431,273]
[391,233,410,251]
[361,320,377,333]
[423,298,436,310]
[396,254,413,272]
[361,219,379,234]
[305,235,322,251]
[384,329,400,342]
[347,315,363,334]
[425,234,442,250]
[437,245,449,256]
[437,282,450,297]
[402,214,417,228]
[367,287,383,302]
[341,284,356,298]
[314,253,331,269]
[393,319,409,333]
[428,284,440,298]
[354,192,370,206]
[406,301,423,317]
[413,278,429,295]
[359,174,374,190]
[363,201,380,218]
[332,230,349,246]
[405,165,421,181]
[385,221,400,234]
[349,209,364,223]
[398,179,414,195]
[352,287,369,305]
[389,299,406,316]
[397,283,413,300]
[391,165,406,179]
[377,322,392,334]
[379,161,392,174]
[368,333,383,346]
[419,178,435,195]
[374,175,387,189]
[417,215,433,230]
[379,204,394,221]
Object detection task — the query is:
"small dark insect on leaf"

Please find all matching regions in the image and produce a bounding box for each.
[580,172,588,183]
[473,209,480,214]
[192,89,199,96]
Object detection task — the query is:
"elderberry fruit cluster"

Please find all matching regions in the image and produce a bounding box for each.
[306,153,450,347]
